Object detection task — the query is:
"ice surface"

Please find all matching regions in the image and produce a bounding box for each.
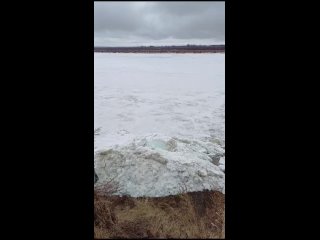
[94,53,225,197]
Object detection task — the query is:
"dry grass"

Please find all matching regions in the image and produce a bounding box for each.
[94,190,225,239]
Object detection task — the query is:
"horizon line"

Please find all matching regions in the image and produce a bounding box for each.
[94,44,225,47]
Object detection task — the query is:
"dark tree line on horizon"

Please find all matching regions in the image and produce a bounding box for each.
[94,45,225,53]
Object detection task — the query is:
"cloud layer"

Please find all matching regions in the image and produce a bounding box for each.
[94,2,225,46]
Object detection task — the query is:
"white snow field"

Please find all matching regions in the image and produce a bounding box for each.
[94,53,225,197]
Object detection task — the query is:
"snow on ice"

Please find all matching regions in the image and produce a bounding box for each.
[94,53,225,197]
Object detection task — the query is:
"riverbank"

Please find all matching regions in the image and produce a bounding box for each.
[94,190,225,239]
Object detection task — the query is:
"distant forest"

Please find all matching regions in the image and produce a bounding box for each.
[94,45,225,53]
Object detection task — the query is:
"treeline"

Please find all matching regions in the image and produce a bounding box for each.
[94,45,225,53]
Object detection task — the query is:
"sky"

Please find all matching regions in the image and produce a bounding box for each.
[94,1,225,47]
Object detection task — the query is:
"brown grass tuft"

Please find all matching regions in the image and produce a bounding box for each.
[94,190,225,239]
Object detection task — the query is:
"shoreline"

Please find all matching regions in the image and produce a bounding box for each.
[94,51,225,54]
[94,45,225,54]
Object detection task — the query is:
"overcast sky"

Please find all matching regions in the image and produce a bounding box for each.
[94,1,225,46]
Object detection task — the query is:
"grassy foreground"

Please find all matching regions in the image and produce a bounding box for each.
[94,190,225,239]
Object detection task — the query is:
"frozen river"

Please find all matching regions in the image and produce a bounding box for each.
[94,53,225,197]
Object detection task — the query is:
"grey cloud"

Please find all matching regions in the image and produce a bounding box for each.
[94,3,141,32]
[94,2,225,46]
